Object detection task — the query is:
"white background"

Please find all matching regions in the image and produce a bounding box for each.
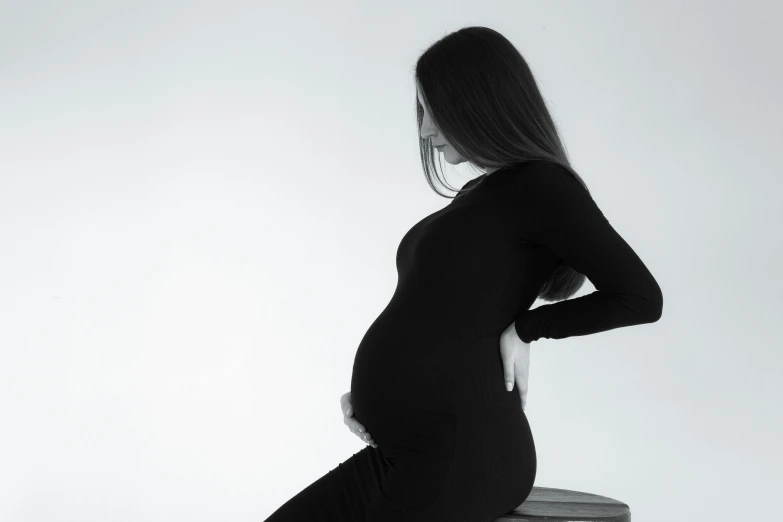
[1,1,781,521]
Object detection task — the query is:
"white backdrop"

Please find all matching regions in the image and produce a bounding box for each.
[1,1,781,521]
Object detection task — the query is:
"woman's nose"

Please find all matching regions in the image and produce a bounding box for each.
[420,126,437,141]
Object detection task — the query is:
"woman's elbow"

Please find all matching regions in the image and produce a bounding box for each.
[645,284,663,323]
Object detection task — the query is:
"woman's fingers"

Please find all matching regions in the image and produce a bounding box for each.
[502,355,514,392]
[517,368,528,410]
[343,415,366,433]
[342,412,375,444]
[340,391,377,447]
[353,427,375,444]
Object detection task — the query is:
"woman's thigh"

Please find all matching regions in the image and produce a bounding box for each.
[263,463,355,522]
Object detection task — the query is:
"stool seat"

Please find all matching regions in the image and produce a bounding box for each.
[493,486,631,522]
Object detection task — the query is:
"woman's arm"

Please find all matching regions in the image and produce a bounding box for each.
[513,163,663,343]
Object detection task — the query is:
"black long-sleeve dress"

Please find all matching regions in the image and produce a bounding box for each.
[264,160,663,522]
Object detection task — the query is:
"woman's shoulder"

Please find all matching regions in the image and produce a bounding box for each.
[461,176,484,189]
[453,175,485,198]
[506,160,580,190]
[507,159,570,176]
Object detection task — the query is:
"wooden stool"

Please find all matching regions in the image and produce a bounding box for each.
[493,486,631,522]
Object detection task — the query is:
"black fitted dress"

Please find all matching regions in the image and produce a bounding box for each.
[264,160,663,522]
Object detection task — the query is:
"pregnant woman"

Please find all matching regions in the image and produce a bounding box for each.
[265,26,663,522]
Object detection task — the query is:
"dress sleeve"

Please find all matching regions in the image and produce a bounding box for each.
[513,163,663,343]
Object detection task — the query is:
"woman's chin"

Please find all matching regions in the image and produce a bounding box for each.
[441,154,464,166]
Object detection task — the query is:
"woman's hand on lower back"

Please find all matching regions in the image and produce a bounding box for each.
[499,321,531,411]
[341,391,377,448]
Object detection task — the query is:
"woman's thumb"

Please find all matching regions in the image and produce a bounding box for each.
[341,393,353,416]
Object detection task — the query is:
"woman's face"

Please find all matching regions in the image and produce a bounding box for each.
[416,85,467,165]
[415,85,499,175]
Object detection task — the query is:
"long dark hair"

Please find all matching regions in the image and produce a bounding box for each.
[414,26,588,302]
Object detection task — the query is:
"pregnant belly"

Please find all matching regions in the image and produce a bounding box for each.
[347,322,536,514]
[351,337,461,421]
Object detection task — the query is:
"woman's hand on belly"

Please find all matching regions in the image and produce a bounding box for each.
[341,391,377,448]
[500,321,531,410]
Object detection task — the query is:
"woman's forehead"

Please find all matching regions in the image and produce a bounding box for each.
[416,86,425,106]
